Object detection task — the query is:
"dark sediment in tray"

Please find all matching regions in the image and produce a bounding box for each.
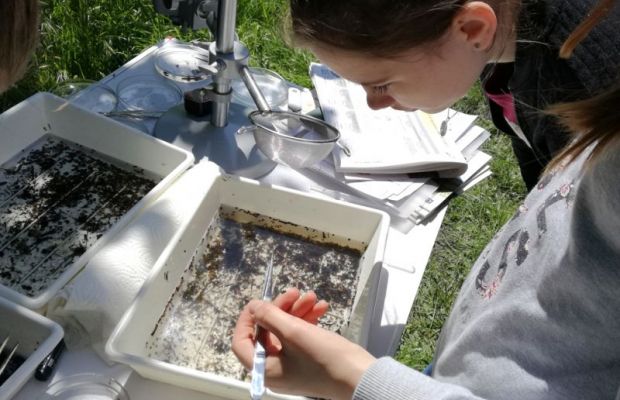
[147,206,365,379]
[0,350,25,386]
[0,135,158,297]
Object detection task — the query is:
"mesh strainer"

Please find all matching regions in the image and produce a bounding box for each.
[248,110,340,168]
[236,66,341,168]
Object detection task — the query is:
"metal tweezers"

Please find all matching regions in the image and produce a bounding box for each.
[0,335,19,378]
[250,255,274,400]
[101,110,166,118]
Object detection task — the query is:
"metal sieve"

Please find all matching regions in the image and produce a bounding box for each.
[247,110,340,169]
[234,65,342,169]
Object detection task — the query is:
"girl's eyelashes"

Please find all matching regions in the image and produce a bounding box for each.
[372,84,390,95]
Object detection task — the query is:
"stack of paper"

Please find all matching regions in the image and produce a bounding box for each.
[307,63,492,232]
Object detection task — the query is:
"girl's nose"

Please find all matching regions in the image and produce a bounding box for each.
[366,93,396,110]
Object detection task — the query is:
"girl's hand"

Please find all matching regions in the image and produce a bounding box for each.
[232,288,376,400]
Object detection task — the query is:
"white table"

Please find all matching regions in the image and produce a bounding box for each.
[13,40,446,400]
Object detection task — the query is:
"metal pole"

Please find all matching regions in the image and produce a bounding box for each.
[239,66,270,113]
[216,0,236,53]
[212,0,237,127]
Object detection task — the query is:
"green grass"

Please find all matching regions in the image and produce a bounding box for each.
[0,0,314,111]
[0,0,526,374]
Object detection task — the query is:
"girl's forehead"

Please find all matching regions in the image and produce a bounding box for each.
[310,44,429,83]
[312,42,432,65]
[314,52,382,82]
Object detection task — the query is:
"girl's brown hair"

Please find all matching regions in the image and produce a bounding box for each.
[0,0,40,91]
[546,0,618,171]
[547,86,620,171]
[288,0,480,56]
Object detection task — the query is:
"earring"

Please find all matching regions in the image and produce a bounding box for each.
[474,43,481,49]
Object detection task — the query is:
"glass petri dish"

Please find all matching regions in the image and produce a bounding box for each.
[52,80,118,113]
[154,45,213,83]
[38,374,130,400]
[116,75,183,112]
[231,68,289,110]
[51,79,96,98]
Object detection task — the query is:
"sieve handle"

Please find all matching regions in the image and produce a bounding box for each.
[239,65,271,113]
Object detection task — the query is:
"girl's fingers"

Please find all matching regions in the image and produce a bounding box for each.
[234,288,329,367]
[272,288,301,313]
[271,288,329,321]
[250,300,310,341]
[263,330,283,354]
[303,300,330,324]
[289,291,318,317]
[234,288,305,358]
[232,300,264,369]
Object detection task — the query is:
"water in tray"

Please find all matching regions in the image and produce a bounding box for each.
[0,135,158,297]
[145,206,366,380]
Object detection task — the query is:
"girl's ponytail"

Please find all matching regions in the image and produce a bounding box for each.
[558,0,615,59]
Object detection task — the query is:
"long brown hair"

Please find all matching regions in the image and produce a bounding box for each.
[547,87,620,170]
[0,0,40,92]
[545,0,618,171]
[287,0,514,56]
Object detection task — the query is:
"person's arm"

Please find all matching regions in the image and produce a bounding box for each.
[354,358,488,400]
[232,289,375,400]
[232,289,489,400]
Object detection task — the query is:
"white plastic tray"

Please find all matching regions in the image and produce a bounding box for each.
[0,92,194,310]
[106,170,389,400]
[0,296,64,399]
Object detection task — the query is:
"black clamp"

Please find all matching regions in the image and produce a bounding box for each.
[184,85,232,117]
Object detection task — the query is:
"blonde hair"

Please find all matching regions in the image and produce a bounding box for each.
[0,0,40,91]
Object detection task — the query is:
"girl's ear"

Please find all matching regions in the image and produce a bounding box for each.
[452,1,498,52]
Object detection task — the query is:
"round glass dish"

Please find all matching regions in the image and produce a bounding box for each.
[154,45,213,83]
[38,374,130,400]
[232,68,288,110]
[51,79,96,98]
[52,80,118,113]
[116,76,183,112]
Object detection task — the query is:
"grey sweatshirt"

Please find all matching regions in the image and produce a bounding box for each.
[353,141,620,400]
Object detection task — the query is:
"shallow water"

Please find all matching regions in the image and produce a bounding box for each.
[146,206,365,379]
[0,134,157,296]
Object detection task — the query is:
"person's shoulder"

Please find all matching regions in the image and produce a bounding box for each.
[585,140,620,182]
[578,140,620,215]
